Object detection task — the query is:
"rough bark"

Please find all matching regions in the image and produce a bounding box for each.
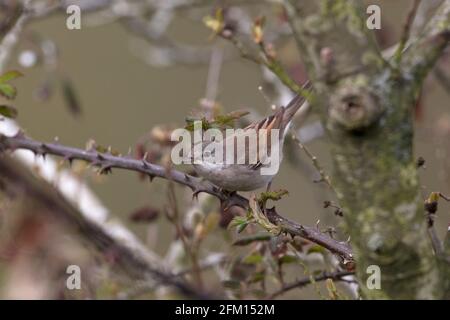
[285,0,449,299]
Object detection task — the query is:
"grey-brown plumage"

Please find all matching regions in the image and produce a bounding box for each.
[194,84,309,191]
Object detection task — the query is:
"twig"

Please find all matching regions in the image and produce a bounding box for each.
[165,179,204,290]
[0,133,353,261]
[219,28,307,97]
[0,3,31,73]
[394,0,422,66]
[266,270,355,299]
[291,133,335,193]
[439,192,450,201]
[403,0,450,82]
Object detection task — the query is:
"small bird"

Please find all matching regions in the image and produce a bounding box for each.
[193,84,309,192]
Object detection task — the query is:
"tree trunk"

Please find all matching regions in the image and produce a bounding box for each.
[285,0,449,298]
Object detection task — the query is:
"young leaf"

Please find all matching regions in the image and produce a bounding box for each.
[0,83,17,99]
[249,271,266,284]
[185,117,211,131]
[243,253,263,265]
[203,8,224,35]
[0,70,23,83]
[0,105,18,119]
[213,110,249,128]
[229,216,247,228]
[252,16,266,44]
[229,216,250,233]
[278,254,298,264]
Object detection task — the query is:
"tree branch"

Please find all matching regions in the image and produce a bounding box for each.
[393,0,422,66]
[403,0,450,83]
[0,154,211,299]
[267,270,355,299]
[0,132,353,261]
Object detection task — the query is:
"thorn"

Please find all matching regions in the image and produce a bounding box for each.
[97,153,105,160]
[346,236,351,243]
[315,219,320,229]
[127,147,132,156]
[53,136,59,143]
[107,146,112,154]
[99,165,112,175]
[192,188,207,200]
[148,174,155,182]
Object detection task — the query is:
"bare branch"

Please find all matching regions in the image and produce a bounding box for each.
[0,3,31,73]
[393,0,422,66]
[267,270,355,299]
[291,133,335,193]
[403,0,450,82]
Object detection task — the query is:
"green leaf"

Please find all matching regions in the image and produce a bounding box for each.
[249,271,266,284]
[307,244,326,255]
[229,216,247,227]
[0,105,18,118]
[203,8,224,35]
[213,110,249,128]
[237,222,249,233]
[0,70,23,83]
[0,83,17,99]
[233,233,272,246]
[278,254,298,264]
[243,253,263,265]
[184,117,211,131]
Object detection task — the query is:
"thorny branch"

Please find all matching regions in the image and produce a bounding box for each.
[0,133,353,261]
[291,133,335,193]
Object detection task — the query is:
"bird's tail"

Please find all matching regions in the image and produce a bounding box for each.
[281,81,311,130]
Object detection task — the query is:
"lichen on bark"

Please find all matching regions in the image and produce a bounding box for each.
[285,0,450,298]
